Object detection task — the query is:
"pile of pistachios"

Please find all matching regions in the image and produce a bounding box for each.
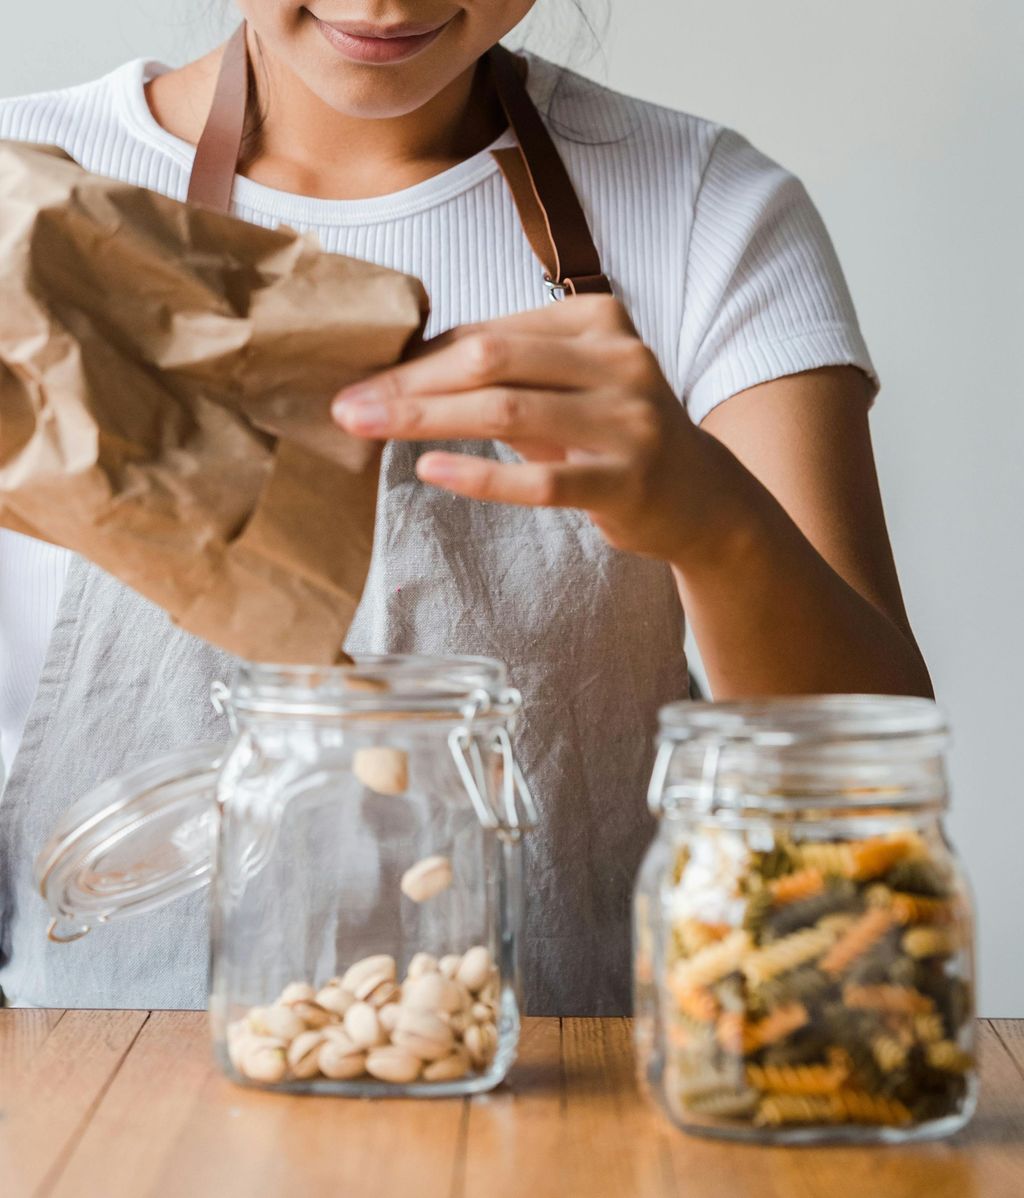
[226,946,500,1086]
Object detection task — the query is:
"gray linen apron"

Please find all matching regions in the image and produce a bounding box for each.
[0,29,689,1015]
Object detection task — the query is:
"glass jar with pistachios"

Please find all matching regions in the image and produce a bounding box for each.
[37,655,535,1096]
[633,696,977,1144]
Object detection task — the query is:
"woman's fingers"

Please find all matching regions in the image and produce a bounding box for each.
[426,292,639,344]
[415,451,618,509]
[335,385,619,451]
[333,331,617,418]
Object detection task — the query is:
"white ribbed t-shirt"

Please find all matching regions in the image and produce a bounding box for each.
[0,50,878,776]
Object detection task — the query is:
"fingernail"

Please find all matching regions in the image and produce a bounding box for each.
[417,454,459,483]
[336,381,376,403]
[334,401,390,433]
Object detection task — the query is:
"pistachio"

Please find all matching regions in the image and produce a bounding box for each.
[238,940,500,1087]
[367,979,402,1009]
[365,1045,422,1084]
[478,974,500,1006]
[400,855,454,903]
[456,946,493,994]
[423,1046,471,1083]
[406,952,439,979]
[379,1003,402,1034]
[287,1030,327,1079]
[342,954,398,1000]
[344,1000,387,1049]
[319,1031,367,1080]
[255,1004,306,1043]
[241,1041,288,1083]
[290,1000,333,1030]
[353,746,409,796]
[244,1005,270,1034]
[391,1008,455,1062]
[279,982,317,1005]
[464,1021,498,1069]
[402,973,466,1015]
[322,1024,359,1047]
[445,1010,471,1037]
[315,984,355,1017]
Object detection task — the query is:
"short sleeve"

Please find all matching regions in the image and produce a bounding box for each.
[678,127,880,425]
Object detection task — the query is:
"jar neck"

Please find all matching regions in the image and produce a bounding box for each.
[650,737,950,822]
[215,656,517,726]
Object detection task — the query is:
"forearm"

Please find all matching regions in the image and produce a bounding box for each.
[673,429,933,700]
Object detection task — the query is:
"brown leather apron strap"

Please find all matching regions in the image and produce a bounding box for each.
[186,22,249,212]
[186,23,611,300]
[486,44,611,299]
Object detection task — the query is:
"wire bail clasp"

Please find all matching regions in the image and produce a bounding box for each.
[448,687,537,834]
[648,740,725,817]
[210,679,238,735]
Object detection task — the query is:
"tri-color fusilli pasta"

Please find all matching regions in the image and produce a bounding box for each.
[658,826,973,1136]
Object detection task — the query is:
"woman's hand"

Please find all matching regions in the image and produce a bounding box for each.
[331,294,711,565]
[331,294,934,699]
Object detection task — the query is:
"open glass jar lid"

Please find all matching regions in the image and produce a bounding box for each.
[36,742,223,943]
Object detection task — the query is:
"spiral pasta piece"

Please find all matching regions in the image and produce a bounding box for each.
[769,868,826,906]
[753,1002,810,1049]
[885,858,951,897]
[819,907,895,976]
[669,929,751,990]
[847,836,917,881]
[742,925,838,985]
[675,919,733,957]
[752,965,832,1012]
[796,842,855,877]
[913,1013,945,1044]
[716,1002,809,1056]
[754,1094,840,1126]
[901,927,957,959]
[672,984,720,1023]
[816,912,859,937]
[925,1040,973,1073]
[867,887,954,926]
[686,1089,761,1118]
[871,1034,909,1072]
[889,894,955,926]
[746,1060,848,1095]
[843,983,936,1015]
[830,1088,913,1126]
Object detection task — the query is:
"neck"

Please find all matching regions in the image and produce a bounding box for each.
[241,33,508,201]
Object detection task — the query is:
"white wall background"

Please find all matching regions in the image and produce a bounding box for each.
[2,1,1021,1014]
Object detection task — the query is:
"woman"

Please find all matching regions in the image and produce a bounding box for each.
[0,2,930,1014]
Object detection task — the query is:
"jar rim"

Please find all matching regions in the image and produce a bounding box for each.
[657,694,947,747]
[229,654,512,718]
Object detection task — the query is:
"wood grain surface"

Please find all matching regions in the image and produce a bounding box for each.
[1,1014,1021,1198]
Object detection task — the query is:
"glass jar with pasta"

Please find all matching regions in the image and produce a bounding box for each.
[634,695,976,1144]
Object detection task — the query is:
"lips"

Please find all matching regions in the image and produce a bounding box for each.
[308,11,452,63]
[319,17,449,38]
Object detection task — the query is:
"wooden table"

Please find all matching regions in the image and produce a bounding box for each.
[2,1013,1022,1197]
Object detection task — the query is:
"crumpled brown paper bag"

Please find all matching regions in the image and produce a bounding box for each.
[0,140,429,663]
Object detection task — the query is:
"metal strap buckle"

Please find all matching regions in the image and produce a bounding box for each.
[543,275,568,303]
